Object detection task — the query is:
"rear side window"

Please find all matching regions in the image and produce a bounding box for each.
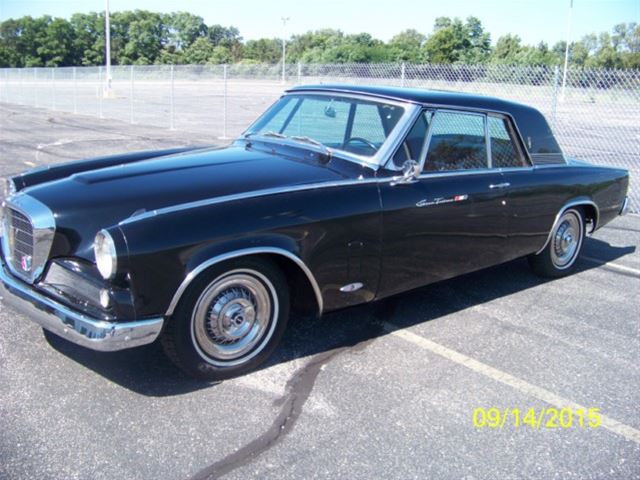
[424,111,487,172]
[488,116,528,168]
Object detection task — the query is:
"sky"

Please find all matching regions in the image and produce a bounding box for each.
[0,0,638,46]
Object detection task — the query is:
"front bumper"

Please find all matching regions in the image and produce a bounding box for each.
[0,260,164,352]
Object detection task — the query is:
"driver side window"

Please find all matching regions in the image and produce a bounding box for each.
[423,111,487,172]
[392,111,432,167]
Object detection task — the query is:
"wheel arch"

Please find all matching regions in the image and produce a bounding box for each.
[165,247,323,318]
[535,198,599,256]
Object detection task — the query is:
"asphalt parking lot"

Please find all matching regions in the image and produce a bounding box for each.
[1,103,639,480]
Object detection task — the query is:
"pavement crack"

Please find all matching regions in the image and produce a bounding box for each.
[189,329,380,480]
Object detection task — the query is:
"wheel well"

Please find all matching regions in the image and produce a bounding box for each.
[265,254,321,317]
[573,203,598,233]
[169,250,322,319]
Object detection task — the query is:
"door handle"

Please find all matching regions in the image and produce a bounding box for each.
[489,182,510,189]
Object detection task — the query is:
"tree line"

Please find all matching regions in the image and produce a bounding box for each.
[0,11,638,69]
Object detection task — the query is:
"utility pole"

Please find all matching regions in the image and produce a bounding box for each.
[560,0,573,101]
[281,17,290,84]
[104,0,112,97]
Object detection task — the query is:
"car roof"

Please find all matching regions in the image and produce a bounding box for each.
[287,84,564,160]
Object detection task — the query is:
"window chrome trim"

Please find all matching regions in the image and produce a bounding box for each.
[417,168,498,180]
[535,199,600,255]
[165,247,323,317]
[414,103,535,168]
[382,108,434,172]
[279,89,542,171]
[411,109,489,175]
[484,114,492,169]
[242,91,421,170]
[486,112,533,168]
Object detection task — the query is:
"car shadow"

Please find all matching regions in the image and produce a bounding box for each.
[44,237,635,397]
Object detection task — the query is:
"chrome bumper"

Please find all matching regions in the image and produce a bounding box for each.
[0,260,164,352]
[619,197,630,216]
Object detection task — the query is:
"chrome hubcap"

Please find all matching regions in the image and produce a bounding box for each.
[191,270,277,366]
[551,211,583,269]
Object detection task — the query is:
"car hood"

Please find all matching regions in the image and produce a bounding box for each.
[23,145,348,259]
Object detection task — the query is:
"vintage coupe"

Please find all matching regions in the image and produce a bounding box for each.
[0,85,630,380]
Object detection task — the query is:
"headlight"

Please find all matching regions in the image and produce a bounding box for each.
[94,230,117,280]
[3,178,16,198]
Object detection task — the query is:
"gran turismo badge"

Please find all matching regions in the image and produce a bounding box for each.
[20,254,32,271]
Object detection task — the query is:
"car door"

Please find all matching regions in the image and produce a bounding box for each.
[485,114,559,259]
[378,109,510,298]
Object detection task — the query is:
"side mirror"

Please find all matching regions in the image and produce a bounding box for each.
[390,160,421,186]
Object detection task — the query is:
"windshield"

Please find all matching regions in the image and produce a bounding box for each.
[245,94,406,158]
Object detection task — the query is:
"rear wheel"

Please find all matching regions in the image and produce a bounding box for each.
[161,257,289,381]
[528,208,585,278]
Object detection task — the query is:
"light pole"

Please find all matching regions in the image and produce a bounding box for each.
[104,0,112,96]
[560,0,573,101]
[281,17,290,84]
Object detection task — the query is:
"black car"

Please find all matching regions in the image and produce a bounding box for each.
[0,84,630,380]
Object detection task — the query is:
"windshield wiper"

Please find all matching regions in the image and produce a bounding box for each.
[261,130,287,139]
[291,135,323,147]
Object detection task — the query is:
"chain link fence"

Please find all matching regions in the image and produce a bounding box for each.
[0,63,638,212]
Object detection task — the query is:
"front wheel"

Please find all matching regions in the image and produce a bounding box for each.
[161,257,289,381]
[528,208,585,278]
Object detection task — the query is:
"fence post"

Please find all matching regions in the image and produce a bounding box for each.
[73,67,77,114]
[170,64,175,130]
[33,68,37,107]
[98,66,103,118]
[297,62,302,84]
[51,68,56,110]
[551,65,560,126]
[129,65,134,124]
[220,64,228,139]
[401,63,406,87]
[18,68,23,104]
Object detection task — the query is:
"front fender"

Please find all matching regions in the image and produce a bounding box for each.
[118,181,382,318]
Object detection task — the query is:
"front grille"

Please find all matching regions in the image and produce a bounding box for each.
[8,208,35,276]
[2,194,55,283]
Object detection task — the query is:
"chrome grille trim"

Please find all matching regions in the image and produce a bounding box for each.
[1,193,56,284]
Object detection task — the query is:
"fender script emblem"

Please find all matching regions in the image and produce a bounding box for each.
[416,195,468,208]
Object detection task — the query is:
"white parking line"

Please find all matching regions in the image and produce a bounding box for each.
[582,256,640,276]
[384,322,640,444]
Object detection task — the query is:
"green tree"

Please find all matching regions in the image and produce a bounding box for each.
[70,12,104,66]
[208,24,243,60]
[388,29,426,62]
[244,38,281,63]
[37,17,75,66]
[119,11,165,64]
[165,12,206,50]
[491,34,524,64]
[422,17,490,64]
[182,37,223,64]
